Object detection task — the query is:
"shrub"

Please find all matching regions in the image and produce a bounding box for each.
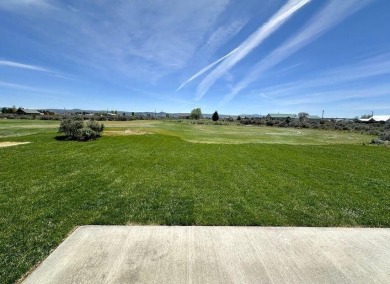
[58,119,104,141]
[299,122,309,128]
[74,127,98,141]
[367,129,381,136]
[370,138,384,145]
[58,119,84,138]
[87,120,105,133]
[379,131,390,141]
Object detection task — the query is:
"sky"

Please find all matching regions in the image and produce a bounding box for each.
[0,0,389,117]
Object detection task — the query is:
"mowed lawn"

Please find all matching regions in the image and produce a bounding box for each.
[1,119,389,283]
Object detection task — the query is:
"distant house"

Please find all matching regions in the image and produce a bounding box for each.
[302,115,322,122]
[358,115,390,123]
[266,113,298,120]
[16,108,42,115]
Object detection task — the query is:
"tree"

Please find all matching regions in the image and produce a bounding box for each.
[190,108,202,120]
[58,119,104,141]
[298,112,309,122]
[212,111,219,121]
[237,115,241,121]
[1,107,7,114]
[298,112,309,118]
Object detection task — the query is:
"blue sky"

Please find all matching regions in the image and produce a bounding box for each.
[0,0,389,117]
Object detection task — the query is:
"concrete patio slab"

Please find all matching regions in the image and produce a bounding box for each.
[23,226,390,283]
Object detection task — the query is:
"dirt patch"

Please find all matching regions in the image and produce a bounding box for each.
[266,131,302,136]
[0,142,31,148]
[104,129,151,136]
[185,139,240,144]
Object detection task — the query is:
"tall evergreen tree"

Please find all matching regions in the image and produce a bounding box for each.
[212,111,219,121]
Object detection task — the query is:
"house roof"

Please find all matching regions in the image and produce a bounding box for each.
[372,115,390,121]
[306,115,321,119]
[267,113,297,118]
[19,108,41,114]
[359,115,390,122]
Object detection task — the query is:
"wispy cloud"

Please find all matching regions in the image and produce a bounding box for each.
[240,83,390,118]
[73,0,231,80]
[205,19,248,53]
[251,52,390,98]
[184,0,311,100]
[0,0,53,11]
[224,0,372,103]
[0,60,51,72]
[240,53,390,115]
[277,84,390,106]
[0,80,73,97]
[176,48,239,91]
[0,81,33,90]
[1,0,231,83]
[318,53,390,84]
[0,60,72,80]
[176,19,248,91]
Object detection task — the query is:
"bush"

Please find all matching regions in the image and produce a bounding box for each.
[74,127,98,141]
[87,120,105,133]
[58,119,104,141]
[370,138,385,145]
[379,131,390,141]
[58,119,84,138]
[366,129,381,136]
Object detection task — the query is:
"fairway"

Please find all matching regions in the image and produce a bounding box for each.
[103,120,375,145]
[1,119,389,283]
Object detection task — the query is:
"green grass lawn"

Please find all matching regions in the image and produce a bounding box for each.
[1,119,389,283]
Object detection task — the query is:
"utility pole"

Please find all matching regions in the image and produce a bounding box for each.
[322,110,324,121]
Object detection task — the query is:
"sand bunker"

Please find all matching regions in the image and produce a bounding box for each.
[104,129,151,136]
[0,142,31,148]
